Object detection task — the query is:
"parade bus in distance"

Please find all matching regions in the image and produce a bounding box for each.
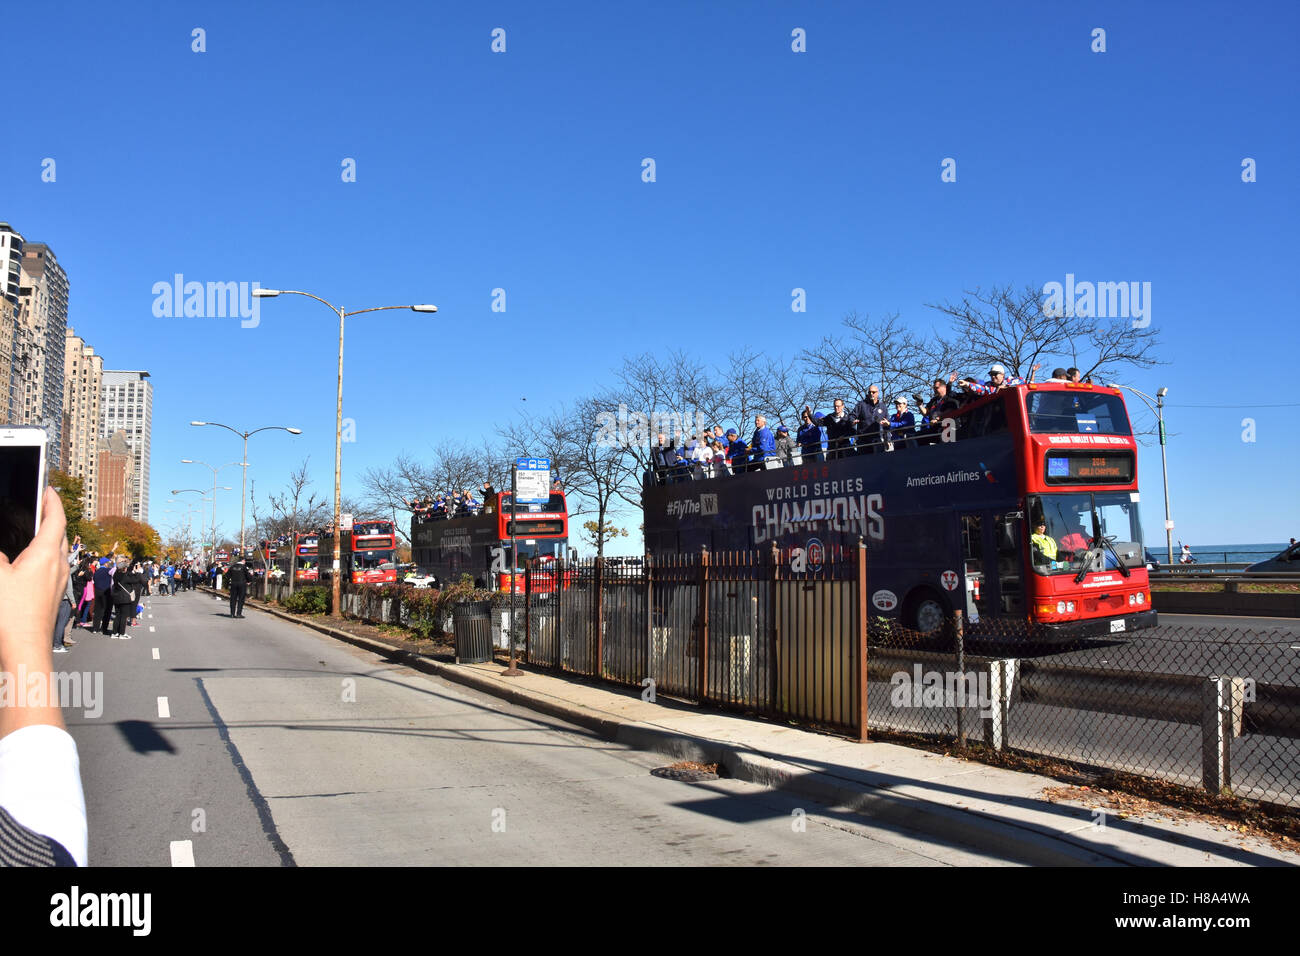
[318,519,400,585]
[273,533,321,582]
[410,490,570,593]
[642,382,1157,641]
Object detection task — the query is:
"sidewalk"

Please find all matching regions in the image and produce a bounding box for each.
[227,589,1299,867]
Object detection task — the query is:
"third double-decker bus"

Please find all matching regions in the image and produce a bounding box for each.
[642,381,1156,640]
[273,533,321,582]
[319,519,400,584]
[411,490,570,592]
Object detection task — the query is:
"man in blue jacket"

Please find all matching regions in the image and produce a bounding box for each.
[748,415,776,471]
[93,558,115,635]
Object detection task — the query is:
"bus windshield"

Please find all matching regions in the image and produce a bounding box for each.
[1026,391,1132,436]
[1028,492,1144,576]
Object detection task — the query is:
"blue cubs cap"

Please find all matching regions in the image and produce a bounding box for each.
[726,429,738,437]
[777,426,789,433]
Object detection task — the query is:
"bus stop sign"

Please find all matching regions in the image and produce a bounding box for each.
[515,457,551,503]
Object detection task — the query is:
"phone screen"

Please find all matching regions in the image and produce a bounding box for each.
[0,444,42,561]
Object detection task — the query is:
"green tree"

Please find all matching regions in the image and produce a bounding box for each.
[582,520,627,555]
[48,470,86,541]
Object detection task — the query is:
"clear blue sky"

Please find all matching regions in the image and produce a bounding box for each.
[4,0,1297,554]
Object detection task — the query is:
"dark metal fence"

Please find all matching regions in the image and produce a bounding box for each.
[516,546,868,738]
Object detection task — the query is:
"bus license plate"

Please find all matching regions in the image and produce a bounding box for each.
[1110,619,1126,633]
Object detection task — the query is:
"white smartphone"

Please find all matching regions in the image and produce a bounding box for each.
[0,426,47,561]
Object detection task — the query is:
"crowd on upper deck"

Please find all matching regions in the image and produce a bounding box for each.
[649,363,1093,484]
[406,478,566,523]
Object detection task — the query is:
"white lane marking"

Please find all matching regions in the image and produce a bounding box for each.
[149,625,156,633]
[148,614,153,619]
[157,697,170,719]
[170,840,195,867]
[152,648,160,660]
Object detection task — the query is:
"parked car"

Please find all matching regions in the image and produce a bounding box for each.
[1245,542,1300,572]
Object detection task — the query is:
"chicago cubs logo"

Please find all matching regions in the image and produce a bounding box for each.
[806,537,824,573]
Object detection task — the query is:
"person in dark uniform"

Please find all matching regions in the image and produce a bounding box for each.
[227,559,252,618]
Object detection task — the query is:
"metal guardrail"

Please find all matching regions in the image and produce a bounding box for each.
[1150,571,1300,583]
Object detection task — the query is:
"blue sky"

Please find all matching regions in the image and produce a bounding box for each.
[4,0,1297,555]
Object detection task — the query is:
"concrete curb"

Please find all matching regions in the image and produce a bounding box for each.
[209,587,1147,865]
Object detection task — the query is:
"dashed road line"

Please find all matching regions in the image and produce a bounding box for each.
[157,697,170,719]
[170,840,195,866]
[152,648,160,660]
[149,625,156,633]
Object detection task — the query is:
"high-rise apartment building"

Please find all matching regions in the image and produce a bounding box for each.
[100,370,152,523]
[0,223,25,423]
[16,240,69,468]
[63,328,104,519]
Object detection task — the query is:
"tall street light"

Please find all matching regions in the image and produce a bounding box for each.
[190,421,301,555]
[253,288,436,619]
[178,459,238,561]
[170,488,229,563]
[1115,384,1173,565]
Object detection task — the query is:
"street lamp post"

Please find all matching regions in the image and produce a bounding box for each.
[190,422,301,556]
[1116,384,1173,565]
[177,460,238,563]
[253,289,436,619]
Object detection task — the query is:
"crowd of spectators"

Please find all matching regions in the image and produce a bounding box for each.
[650,363,1090,483]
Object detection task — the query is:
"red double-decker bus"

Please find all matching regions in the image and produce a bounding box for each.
[273,533,321,582]
[643,381,1156,640]
[410,490,570,593]
[318,520,400,585]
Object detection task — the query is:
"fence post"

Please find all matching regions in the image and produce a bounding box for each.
[593,554,605,679]
[769,541,780,719]
[953,609,966,748]
[524,556,532,665]
[982,658,1015,751]
[1201,676,1232,795]
[857,537,869,743]
[699,547,710,703]
[644,553,654,687]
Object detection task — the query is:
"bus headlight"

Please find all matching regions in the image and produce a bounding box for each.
[1057,601,1066,614]
[1137,592,1145,605]
[1066,601,1075,612]
[1129,593,1136,606]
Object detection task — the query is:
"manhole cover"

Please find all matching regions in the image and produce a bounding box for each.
[651,761,720,783]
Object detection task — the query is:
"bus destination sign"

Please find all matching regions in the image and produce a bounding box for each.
[1045,452,1134,484]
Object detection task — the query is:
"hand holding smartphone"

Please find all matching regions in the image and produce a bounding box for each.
[0,427,46,562]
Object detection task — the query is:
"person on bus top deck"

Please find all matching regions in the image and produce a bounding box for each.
[1066,367,1083,383]
[883,396,916,448]
[1046,368,1070,383]
[797,408,825,463]
[749,415,776,470]
[851,386,890,455]
[724,429,747,470]
[774,425,795,465]
[818,399,855,459]
[651,432,676,480]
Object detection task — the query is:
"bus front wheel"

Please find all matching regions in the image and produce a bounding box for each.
[905,589,949,637]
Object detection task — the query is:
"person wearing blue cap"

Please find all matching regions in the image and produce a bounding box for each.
[798,407,825,463]
[724,429,747,471]
[774,424,795,465]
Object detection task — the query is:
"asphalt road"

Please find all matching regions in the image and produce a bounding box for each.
[61,587,1011,867]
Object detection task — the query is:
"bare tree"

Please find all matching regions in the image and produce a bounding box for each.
[927,283,1160,383]
[800,312,948,411]
[268,459,330,594]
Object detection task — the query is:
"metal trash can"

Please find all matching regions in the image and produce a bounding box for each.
[453,602,493,664]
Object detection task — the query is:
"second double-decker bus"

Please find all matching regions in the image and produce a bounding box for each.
[318,519,400,584]
[642,381,1157,640]
[411,489,570,592]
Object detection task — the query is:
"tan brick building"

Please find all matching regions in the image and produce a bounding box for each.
[63,328,104,518]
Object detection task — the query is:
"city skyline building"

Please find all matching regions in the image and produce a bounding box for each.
[16,241,69,469]
[63,327,104,519]
[100,370,152,523]
[96,429,134,519]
